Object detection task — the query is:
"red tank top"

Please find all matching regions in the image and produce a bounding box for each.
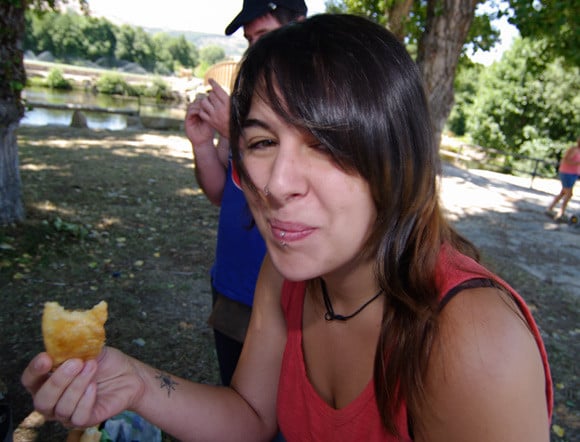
[276,244,553,441]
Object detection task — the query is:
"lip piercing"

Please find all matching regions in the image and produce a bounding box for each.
[264,186,270,196]
[280,231,286,238]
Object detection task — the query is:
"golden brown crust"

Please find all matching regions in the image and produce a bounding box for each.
[42,301,108,367]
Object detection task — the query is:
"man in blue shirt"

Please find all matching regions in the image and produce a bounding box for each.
[184,0,307,386]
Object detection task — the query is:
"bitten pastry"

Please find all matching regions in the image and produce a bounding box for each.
[42,300,108,367]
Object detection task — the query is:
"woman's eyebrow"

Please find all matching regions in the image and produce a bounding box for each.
[242,118,271,130]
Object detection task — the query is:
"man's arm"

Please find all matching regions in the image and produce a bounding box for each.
[185,95,228,206]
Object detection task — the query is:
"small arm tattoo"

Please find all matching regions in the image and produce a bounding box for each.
[155,371,178,397]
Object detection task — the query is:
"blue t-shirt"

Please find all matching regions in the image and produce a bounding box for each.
[210,160,266,306]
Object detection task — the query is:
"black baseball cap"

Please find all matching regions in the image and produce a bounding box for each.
[225,0,308,35]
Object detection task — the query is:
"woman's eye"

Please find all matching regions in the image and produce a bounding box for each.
[247,138,277,150]
[309,142,326,151]
[308,141,332,156]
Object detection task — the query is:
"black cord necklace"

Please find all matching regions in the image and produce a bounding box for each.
[320,278,383,321]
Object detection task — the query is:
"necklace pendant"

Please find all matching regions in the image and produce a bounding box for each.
[320,277,383,323]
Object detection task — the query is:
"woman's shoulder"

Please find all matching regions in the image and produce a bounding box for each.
[436,285,539,366]
[415,285,550,441]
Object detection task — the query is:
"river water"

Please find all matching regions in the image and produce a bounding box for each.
[20,87,185,131]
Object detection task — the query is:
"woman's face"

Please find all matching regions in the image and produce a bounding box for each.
[239,96,377,282]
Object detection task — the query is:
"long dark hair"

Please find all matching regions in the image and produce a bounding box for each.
[230,13,479,436]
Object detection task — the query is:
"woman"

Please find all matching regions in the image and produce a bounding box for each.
[22,14,552,441]
[547,137,580,220]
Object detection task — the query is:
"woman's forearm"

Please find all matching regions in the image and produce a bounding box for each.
[130,358,274,442]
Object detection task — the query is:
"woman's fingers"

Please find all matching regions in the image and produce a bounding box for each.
[52,360,98,424]
[31,359,84,418]
[70,382,98,426]
[21,352,53,394]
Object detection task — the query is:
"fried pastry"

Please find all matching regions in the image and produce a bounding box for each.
[42,301,107,367]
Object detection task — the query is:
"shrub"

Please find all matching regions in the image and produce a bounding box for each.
[95,72,140,96]
[46,68,72,90]
[144,77,172,100]
[194,60,211,79]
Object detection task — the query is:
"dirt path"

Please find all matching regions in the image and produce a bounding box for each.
[441,163,580,294]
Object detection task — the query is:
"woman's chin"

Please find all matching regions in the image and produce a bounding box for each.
[268,248,318,282]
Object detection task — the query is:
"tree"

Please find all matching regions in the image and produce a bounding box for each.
[326,0,499,143]
[81,16,116,60]
[447,58,484,136]
[1,1,27,224]
[167,35,199,70]
[416,0,481,140]
[50,11,85,60]
[466,37,579,167]
[327,0,578,146]
[507,0,579,67]
[200,45,225,66]
[152,32,175,74]
[1,0,87,225]
[24,11,198,74]
[114,25,156,71]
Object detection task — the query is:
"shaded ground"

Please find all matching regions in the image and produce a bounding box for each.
[1,126,220,441]
[0,126,578,441]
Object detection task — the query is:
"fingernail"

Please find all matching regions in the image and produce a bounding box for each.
[34,357,46,371]
[62,359,82,375]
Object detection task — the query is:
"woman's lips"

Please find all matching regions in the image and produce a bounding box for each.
[269,220,316,243]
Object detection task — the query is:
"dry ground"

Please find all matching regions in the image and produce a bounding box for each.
[0,126,578,441]
[1,126,220,441]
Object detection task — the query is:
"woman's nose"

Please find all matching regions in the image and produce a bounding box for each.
[265,144,308,202]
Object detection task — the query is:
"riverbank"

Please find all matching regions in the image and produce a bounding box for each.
[24,59,203,101]
[22,60,199,131]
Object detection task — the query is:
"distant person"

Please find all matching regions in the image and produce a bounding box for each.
[546,137,580,220]
[184,0,307,386]
[23,14,552,441]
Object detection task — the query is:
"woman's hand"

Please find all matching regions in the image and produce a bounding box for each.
[21,347,144,428]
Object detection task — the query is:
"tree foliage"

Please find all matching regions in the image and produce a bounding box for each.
[325,0,578,168]
[466,38,579,163]
[446,59,484,135]
[24,10,201,74]
[325,0,499,58]
[324,0,498,143]
[506,0,579,66]
[200,45,226,66]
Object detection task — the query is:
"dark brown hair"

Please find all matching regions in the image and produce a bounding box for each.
[230,14,479,436]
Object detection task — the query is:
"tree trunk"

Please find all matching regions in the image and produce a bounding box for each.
[417,0,478,145]
[0,1,26,224]
[385,0,415,41]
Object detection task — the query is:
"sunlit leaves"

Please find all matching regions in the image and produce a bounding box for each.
[466,38,579,160]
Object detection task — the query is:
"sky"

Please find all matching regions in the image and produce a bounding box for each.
[86,0,516,65]
[87,0,327,36]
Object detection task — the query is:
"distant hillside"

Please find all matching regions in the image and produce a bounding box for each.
[145,27,247,60]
